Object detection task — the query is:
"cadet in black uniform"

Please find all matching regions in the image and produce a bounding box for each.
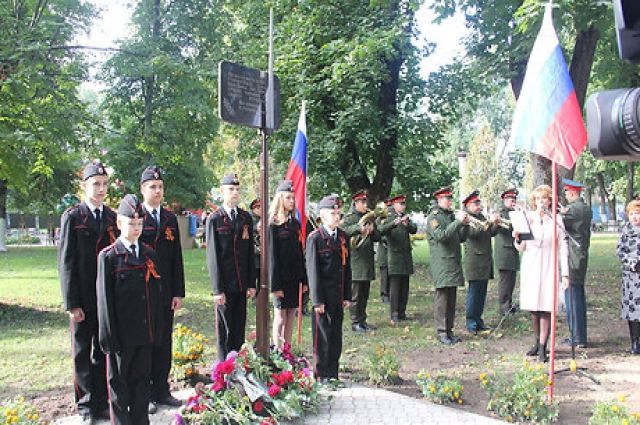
[206,173,256,361]
[58,161,117,422]
[269,180,308,347]
[138,166,185,413]
[306,195,352,383]
[97,194,162,425]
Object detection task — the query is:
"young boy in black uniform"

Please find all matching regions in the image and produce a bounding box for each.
[206,173,256,361]
[306,195,352,383]
[97,194,162,425]
[138,166,185,413]
[58,161,117,422]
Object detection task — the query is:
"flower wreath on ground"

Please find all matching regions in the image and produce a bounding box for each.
[176,341,320,425]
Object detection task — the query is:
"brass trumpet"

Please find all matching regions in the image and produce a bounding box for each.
[350,202,388,249]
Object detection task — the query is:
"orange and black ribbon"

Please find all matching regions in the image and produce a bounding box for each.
[145,258,161,283]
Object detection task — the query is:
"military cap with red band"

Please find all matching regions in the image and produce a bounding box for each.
[351,189,368,201]
[562,178,585,192]
[83,160,107,180]
[140,165,163,184]
[388,194,406,204]
[462,190,481,205]
[500,188,519,199]
[433,186,453,199]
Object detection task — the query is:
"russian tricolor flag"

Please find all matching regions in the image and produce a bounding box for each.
[509,4,587,169]
[285,103,308,244]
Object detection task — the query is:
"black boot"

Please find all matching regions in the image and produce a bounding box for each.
[526,338,539,356]
[538,342,548,363]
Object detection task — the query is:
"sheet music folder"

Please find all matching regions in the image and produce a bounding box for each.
[508,210,534,241]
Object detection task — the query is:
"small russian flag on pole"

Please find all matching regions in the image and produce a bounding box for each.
[509,3,587,169]
[285,101,308,244]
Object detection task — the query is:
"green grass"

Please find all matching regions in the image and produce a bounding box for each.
[0,234,625,405]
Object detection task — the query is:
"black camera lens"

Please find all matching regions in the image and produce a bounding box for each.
[587,88,640,160]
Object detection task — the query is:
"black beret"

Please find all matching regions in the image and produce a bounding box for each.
[118,194,142,219]
[318,195,342,211]
[276,180,294,192]
[82,160,108,180]
[221,173,240,186]
[140,165,163,184]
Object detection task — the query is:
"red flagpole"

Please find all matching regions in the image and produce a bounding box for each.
[549,161,558,401]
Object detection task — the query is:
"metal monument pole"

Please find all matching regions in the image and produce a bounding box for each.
[256,8,274,358]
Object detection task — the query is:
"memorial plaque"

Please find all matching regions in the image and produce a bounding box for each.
[218,60,280,130]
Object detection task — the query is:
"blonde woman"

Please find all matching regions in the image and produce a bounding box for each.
[514,184,569,362]
[268,180,308,348]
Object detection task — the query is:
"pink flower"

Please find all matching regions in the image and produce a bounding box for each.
[268,384,282,397]
[175,413,184,425]
[212,380,225,392]
[247,330,257,341]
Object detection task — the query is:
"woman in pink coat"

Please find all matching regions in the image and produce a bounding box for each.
[514,185,569,362]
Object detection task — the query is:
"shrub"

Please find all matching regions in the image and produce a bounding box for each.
[6,235,40,245]
[589,397,640,425]
[363,345,400,385]
[172,324,207,380]
[416,371,464,405]
[480,360,558,424]
[0,396,43,424]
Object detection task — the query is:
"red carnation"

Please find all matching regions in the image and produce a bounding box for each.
[253,400,264,413]
[268,384,282,397]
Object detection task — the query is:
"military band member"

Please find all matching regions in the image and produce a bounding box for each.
[379,194,417,325]
[268,180,308,347]
[206,173,256,361]
[97,194,162,425]
[426,187,469,345]
[495,189,520,315]
[307,195,352,382]
[58,161,117,422]
[462,191,498,334]
[342,190,381,332]
[560,179,592,347]
[377,199,391,304]
[138,166,185,412]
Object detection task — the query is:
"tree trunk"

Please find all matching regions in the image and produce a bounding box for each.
[627,162,635,206]
[609,194,617,223]
[0,179,7,252]
[595,172,607,220]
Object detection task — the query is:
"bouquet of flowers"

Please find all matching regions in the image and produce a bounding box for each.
[176,342,320,425]
[172,324,207,380]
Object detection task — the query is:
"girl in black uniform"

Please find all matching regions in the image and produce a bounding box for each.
[269,180,308,347]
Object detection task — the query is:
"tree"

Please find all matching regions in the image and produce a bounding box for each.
[0,0,96,250]
[100,0,219,208]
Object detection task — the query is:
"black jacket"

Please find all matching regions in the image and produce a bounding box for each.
[58,203,118,312]
[306,226,352,307]
[139,207,186,305]
[269,217,308,292]
[206,207,256,294]
[97,240,163,353]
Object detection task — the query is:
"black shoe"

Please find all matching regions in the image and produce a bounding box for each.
[526,340,539,356]
[438,333,454,345]
[156,395,183,407]
[632,339,640,355]
[448,331,462,344]
[93,408,110,420]
[362,322,377,331]
[538,343,548,363]
[398,314,409,321]
[352,323,368,333]
[148,401,158,414]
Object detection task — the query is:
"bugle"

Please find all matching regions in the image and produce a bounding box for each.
[350,202,388,249]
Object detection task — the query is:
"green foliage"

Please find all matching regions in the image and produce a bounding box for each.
[363,344,400,385]
[0,396,42,425]
[5,235,40,245]
[0,0,97,213]
[172,324,207,381]
[589,398,640,425]
[416,370,464,405]
[480,360,558,424]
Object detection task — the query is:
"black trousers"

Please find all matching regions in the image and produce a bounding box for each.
[350,280,371,325]
[379,266,389,296]
[498,270,517,314]
[150,306,174,401]
[312,305,343,380]
[389,275,410,319]
[435,287,457,334]
[107,346,152,425]
[70,311,107,416]
[215,292,247,361]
